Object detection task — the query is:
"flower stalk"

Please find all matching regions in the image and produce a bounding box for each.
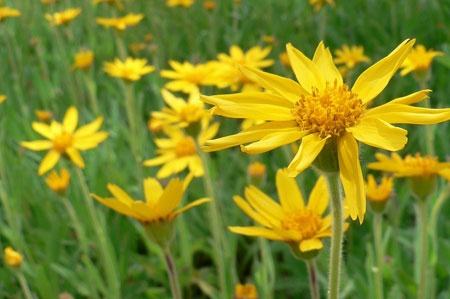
[163,249,182,299]
[373,213,384,299]
[306,259,320,299]
[416,199,429,299]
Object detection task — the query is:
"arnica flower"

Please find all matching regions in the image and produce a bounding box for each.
[368,152,450,200]
[334,44,371,69]
[104,57,155,82]
[166,0,194,8]
[160,60,223,94]
[91,175,210,247]
[96,13,144,31]
[0,7,21,21]
[399,44,444,78]
[4,247,22,268]
[35,110,52,122]
[216,45,274,92]
[143,122,219,178]
[151,89,209,129]
[365,174,394,213]
[45,168,70,195]
[21,106,108,175]
[203,0,216,11]
[45,8,81,26]
[71,50,94,71]
[93,0,124,10]
[309,0,335,12]
[246,161,266,187]
[230,170,339,257]
[234,283,258,299]
[201,39,450,222]
[279,52,291,68]
[0,95,6,103]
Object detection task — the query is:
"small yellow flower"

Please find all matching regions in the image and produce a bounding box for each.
[261,35,276,44]
[0,7,20,21]
[35,110,52,122]
[148,117,164,134]
[96,14,144,31]
[400,44,444,77]
[21,106,108,175]
[4,247,22,267]
[334,44,371,69]
[46,168,70,195]
[160,60,223,94]
[230,170,339,254]
[41,0,60,4]
[93,0,124,10]
[71,50,94,71]
[45,8,81,26]
[279,52,291,68]
[129,43,146,54]
[104,57,154,82]
[365,174,394,202]
[203,1,216,10]
[309,0,335,12]
[0,95,6,103]
[247,161,266,187]
[234,283,258,299]
[166,0,194,7]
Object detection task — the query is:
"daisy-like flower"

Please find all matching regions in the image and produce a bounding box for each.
[21,106,108,175]
[143,121,219,178]
[104,57,155,82]
[334,44,371,69]
[216,45,274,92]
[96,14,144,31]
[0,95,6,103]
[201,39,450,222]
[45,8,81,26]
[160,60,223,94]
[0,7,21,21]
[91,175,210,246]
[309,0,335,12]
[365,174,394,212]
[35,110,52,122]
[93,0,124,10]
[4,247,22,268]
[399,44,444,77]
[230,170,341,254]
[45,168,70,195]
[71,50,94,71]
[166,0,194,7]
[151,89,209,129]
[234,283,258,299]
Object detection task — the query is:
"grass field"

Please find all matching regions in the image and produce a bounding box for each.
[1,0,450,298]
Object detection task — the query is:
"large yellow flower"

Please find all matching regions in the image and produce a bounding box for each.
[45,8,81,26]
[201,39,450,221]
[0,7,21,21]
[400,44,444,76]
[104,57,154,82]
[21,107,108,175]
[96,14,143,31]
[230,170,337,253]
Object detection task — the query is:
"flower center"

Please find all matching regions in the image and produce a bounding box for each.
[53,132,73,153]
[404,153,438,175]
[281,209,322,240]
[292,82,365,138]
[175,137,197,157]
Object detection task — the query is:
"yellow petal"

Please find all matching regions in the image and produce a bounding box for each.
[38,150,61,175]
[188,156,204,177]
[438,169,450,182]
[347,117,407,151]
[233,195,275,228]
[144,177,163,205]
[245,186,284,223]
[299,238,323,252]
[337,132,365,223]
[307,176,329,215]
[107,184,135,204]
[63,107,79,133]
[143,154,175,167]
[156,158,190,178]
[173,197,211,219]
[352,39,415,103]
[130,202,158,221]
[32,122,55,139]
[73,132,108,150]
[91,194,140,219]
[157,178,184,217]
[241,129,309,154]
[66,148,85,168]
[286,43,325,92]
[312,42,343,86]
[366,104,450,125]
[201,92,293,108]
[287,133,328,176]
[211,103,292,121]
[275,169,305,213]
[20,140,53,151]
[161,89,186,112]
[387,89,430,105]
[74,117,104,138]
[228,226,285,241]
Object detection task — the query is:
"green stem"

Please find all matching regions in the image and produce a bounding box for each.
[306,259,320,299]
[82,71,99,115]
[258,238,275,299]
[198,150,232,299]
[373,213,384,299]
[324,172,343,299]
[163,249,183,299]
[17,272,34,299]
[417,200,428,299]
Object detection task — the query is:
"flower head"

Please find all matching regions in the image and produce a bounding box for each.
[166,0,194,7]
[4,247,22,267]
[334,44,370,69]
[21,106,108,175]
[35,110,53,122]
[400,44,444,77]
[230,170,340,255]
[234,283,258,299]
[93,0,124,10]
[46,168,70,195]
[0,95,6,103]
[201,39,450,222]
[309,0,335,12]
[45,8,81,26]
[104,57,154,82]
[365,174,394,212]
[71,50,94,71]
[0,7,21,21]
[96,13,143,31]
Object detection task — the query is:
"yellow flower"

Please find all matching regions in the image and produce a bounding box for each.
[365,174,394,202]
[309,0,335,12]
[104,57,154,82]
[166,0,194,7]
[279,52,291,68]
[96,14,143,31]
[334,44,371,69]
[201,39,450,222]
[143,122,219,178]
[216,45,274,92]
[35,110,52,122]
[21,106,108,175]
[400,44,444,77]
[0,7,20,21]
[71,50,94,71]
[151,89,209,129]
[234,283,258,299]
[230,170,338,254]
[4,247,22,267]
[247,161,266,187]
[203,0,216,11]
[148,117,164,134]
[45,8,81,26]
[45,168,70,195]
[93,0,124,10]
[0,95,6,103]
[41,0,60,4]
